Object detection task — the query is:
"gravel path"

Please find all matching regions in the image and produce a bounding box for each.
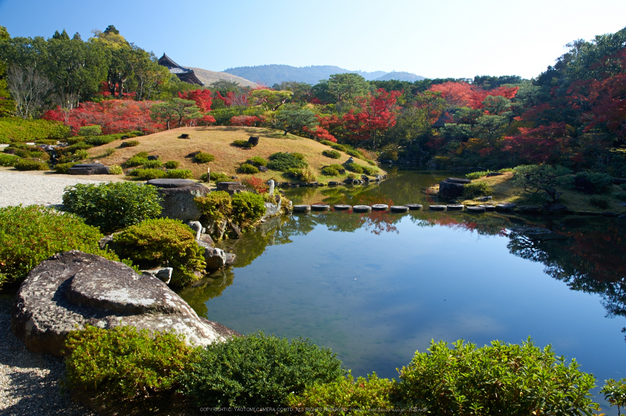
[0,169,117,415]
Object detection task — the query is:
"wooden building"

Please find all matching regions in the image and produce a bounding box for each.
[158,53,204,86]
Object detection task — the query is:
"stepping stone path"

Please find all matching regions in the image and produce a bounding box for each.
[371,204,389,211]
[333,204,352,211]
[67,163,109,175]
[390,206,409,213]
[293,205,311,213]
[406,204,423,210]
[353,205,372,213]
[480,205,496,211]
[311,204,330,211]
[429,205,447,211]
[466,206,486,213]
[447,204,464,211]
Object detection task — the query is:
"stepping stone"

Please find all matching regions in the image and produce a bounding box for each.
[429,205,447,211]
[311,204,330,211]
[390,206,409,213]
[405,204,423,210]
[495,203,516,212]
[352,205,372,213]
[293,205,311,213]
[447,204,464,211]
[371,204,389,211]
[480,204,496,211]
[466,206,486,213]
[67,163,109,175]
[333,204,352,211]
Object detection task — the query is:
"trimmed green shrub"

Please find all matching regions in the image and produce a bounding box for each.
[345,162,364,174]
[62,182,163,233]
[466,170,493,180]
[78,125,102,136]
[0,117,70,143]
[200,171,231,183]
[165,169,193,179]
[320,140,335,146]
[463,182,492,198]
[0,205,117,289]
[361,165,378,176]
[267,152,307,171]
[112,218,206,288]
[164,160,180,169]
[574,171,614,194]
[178,332,344,408]
[346,149,363,159]
[331,143,347,152]
[120,140,140,148]
[238,163,259,174]
[123,155,150,168]
[14,159,48,171]
[108,164,123,175]
[321,166,339,176]
[193,152,215,163]
[0,153,19,166]
[366,159,376,166]
[128,168,166,180]
[86,135,116,146]
[53,162,77,174]
[64,325,197,409]
[395,339,598,416]
[143,159,163,169]
[512,164,571,202]
[246,156,267,167]
[289,372,395,414]
[73,149,90,161]
[232,139,254,148]
[322,149,341,159]
[231,192,267,227]
[194,191,232,223]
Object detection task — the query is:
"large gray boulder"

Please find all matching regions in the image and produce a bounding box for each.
[438,177,471,200]
[147,178,209,222]
[11,251,235,357]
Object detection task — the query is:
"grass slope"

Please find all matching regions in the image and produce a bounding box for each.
[87,126,381,182]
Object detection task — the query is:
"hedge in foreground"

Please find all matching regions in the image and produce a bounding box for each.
[62,182,162,233]
[395,338,599,416]
[64,325,196,410]
[178,332,345,408]
[0,205,117,290]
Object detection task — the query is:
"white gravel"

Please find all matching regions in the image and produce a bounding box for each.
[0,169,114,415]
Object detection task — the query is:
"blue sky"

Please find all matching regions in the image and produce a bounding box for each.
[1,0,625,80]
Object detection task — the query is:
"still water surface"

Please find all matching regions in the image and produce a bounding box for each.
[179,169,626,412]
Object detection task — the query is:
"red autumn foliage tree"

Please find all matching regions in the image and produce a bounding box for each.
[178,89,213,112]
[43,100,163,134]
[429,82,518,110]
[302,125,337,142]
[502,122,573,165]
[229,115,263,126]
[214,91,251,107]
[341,89,401,146]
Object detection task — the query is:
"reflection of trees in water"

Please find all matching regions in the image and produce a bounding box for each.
[177,269,235,317]
[408,211,511,236]
[506,221,626,335]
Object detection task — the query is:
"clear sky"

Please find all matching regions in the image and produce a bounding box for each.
[1,0,625,80]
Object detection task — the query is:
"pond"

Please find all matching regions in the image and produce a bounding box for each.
[178,169,626,413]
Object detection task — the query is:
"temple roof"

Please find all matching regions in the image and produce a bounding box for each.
[158,53,204,86]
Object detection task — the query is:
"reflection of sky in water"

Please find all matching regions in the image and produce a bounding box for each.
[185,212,626,413]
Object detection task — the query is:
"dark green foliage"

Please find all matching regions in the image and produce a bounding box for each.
[466,170,493,180]
[320,140,335,146]
[0,117,70,143]
[193,152,215,163]
[200,172,232,183]
[78,125,102,136]
[289,372,395,414]
[231,192,267,227]
[164,160,180,169]
[232,139,254,148]
[361,165,378,176]
[165,169,193,179]
[112,218,206,288]
[463,182,492,198]
[62,182,163,233]
[85,135,116,146]
[395,339,598,416]
[142,159,163,169]
[246,156,267,167]
[345,162,364,174]
[14,159,49,171]
[512,164,572,202]
[178,332,344,408]
[346,149,363,159]
[0,205,116,289]
[331,143,347,152]
[120,140,140,148]
[64,325,197,408]
[322,149,341,159]
[574,171,614,194]
[590,196,609,209]
[128,168,166,180]
[321,166,340,176]
[0,153,19,166]
[53,162,77,174]
[267,152,307,171]
[601,378,626,415]
[238,163,259,174]
[194,191,232,223]
[122,155,149,168]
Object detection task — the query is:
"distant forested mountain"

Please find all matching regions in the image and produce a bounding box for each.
[222,64,422,86]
